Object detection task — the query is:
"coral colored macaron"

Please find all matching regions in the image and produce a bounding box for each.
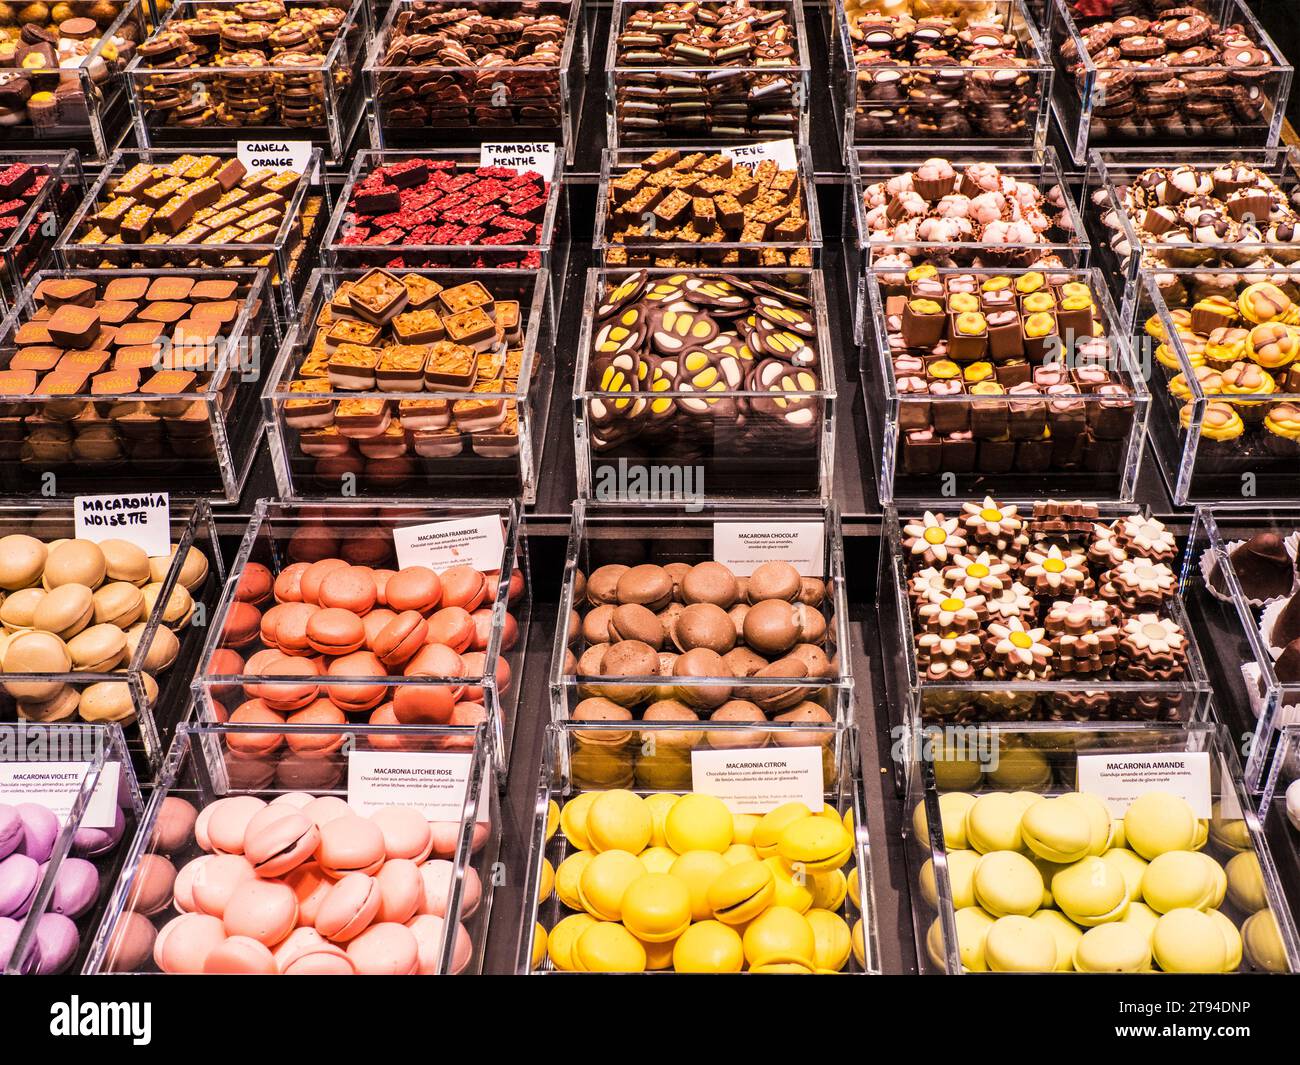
[315,872,382,942]
[370,806,433,863]
[318,816,386,877]
[385,567,442,614]
[300,559,349,605]
[245,813,320,878]
[235,563,274,605]
[222,602,262,648]
[223,879,298,946]
[318,567,377,616]
[306,608,367,656]
[346,922,419,975]
[373,610,428,667]
[204,935,278,974]
[425,607,474,653]
[439,565,488,612]
[273,562,310,604]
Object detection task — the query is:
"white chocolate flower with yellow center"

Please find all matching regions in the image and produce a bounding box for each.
[918,584,985,632]
[961,496,1022,541]
[943,551,1011,595]
[903,511,966,564]
[989,618,1053,672]
[1024,544,1089,592]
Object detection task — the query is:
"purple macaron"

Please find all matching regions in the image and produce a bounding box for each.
[0,915,37,975]
[0,854,40,919]
[33,912,79,975]
[0,805,21,861]
[72,804,125,858]
[16,803,58,864]
[46,857,100,920]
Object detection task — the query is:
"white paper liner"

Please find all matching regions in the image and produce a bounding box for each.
[1259,594,1296,660]
[1200,537,1300,609]
[1241,661,1266,721]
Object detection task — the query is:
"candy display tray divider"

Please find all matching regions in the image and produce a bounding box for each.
[1048,0,1294,169]
[1086,146,1300,332]
[1260,724,1300,934]
[0,498,217,777]
[591,142,823,268]
[1132,265,1300,506]
[0,265,276,503]
[0,151,86,317]
[2,723,144,975]
[573,266,836,503]
[0,0,151,163]
[121,0,370,164]
[905,720,1300,974]
[862,264,1150,506]
[602,0,812,153]
[846,144,1091,351]
[321,147,568,321]
[53,147,330,321]
[364,0,583,163]
[188,498,532,779]
[830,0,1053,159]
[516,719,879,974]
[878,502,1215,797]
[1185,505,1300,794]
[84,720,499,975]
[548,499,853,727]
[262,265,554,505]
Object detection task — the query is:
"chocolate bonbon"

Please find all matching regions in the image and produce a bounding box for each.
[277,270,533,483]
[602,149,811,268]
[612,1,803,145]
[846,4,1043,142]
[332,157,550,269]
[860,157,1076,269]
[132,0,353,131]
[879,270,1135,479]
[1061,3,1280,146]
[584,269,822,458]
[373,2,567,134]
[899,499,1197,721]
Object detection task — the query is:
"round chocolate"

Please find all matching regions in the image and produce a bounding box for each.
[0,535,46,591]
[722,646,769,677]
[586,565,628,606]
[608,604,664,648]
[1226,533,1295,601]
[746,656,811,713]
[615,565,674,610]
[672,603,737,656]
[707,699,769,749]
[581,604,616,645]
[747,560,802,603]
[681,562,739,608]
[672,648,732,710]
[798,577,827,608]
[743,599,801,656]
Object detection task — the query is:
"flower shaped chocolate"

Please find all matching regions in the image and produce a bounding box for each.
[903,511,966,567]
[943,552,1011,596]
[984,581,1037,624]
[917,585,986,633]
[1044,596,1120,675]
[1114,515,1178,564]
[961,496,1022,544]
[1120,614,1188,663]
[1102,558,1178,610]
[989,618,1053,676]
[915,630,983,681]
[908,566,949,602]
[1022,544,1091,596]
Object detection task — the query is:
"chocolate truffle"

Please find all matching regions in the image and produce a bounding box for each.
[1222,533,1296,602]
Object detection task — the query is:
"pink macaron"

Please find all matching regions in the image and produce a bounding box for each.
[126,853,177,916]
[222,879,298,946]
[317,816,386,877]
[407,913,472,974]
[191,854,257,918]
[274,925,354,974]
[375,860,422,924]
[244,812,320,878]
[284,861,332,928]
[204,795,267,855]
[369,806,433,863]
[204,935,278,974]
[314,872,381,942]
[150,796,198,854]
[154,912,227,974]
[346,922,418,975]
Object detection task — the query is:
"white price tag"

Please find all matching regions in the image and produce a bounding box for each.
[721,138,798,169]
[480,142,556,177]
[348,750,489,823]
[1076,751,1212,819]
[0,761,119,829]
[713,521,823,577]
[393,515,505,573]
[75,492,170,557]
[237,140,315,179]
[690,746,823,815]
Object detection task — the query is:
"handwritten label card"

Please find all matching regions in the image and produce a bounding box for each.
[75,493,170,556]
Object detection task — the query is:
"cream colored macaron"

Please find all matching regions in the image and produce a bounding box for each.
[911,791,976,851]
[1020,797,1091,864]
[964,792,1025,854]
[1100,848,1148,902]
[1142,851,1220,913]
[984,914,1057,972]
[1152,908,1227,973]
[927,906,994,972]
[1225,851,1268,914]
[1052,856,1129,926]
[918,849,979,910]
[1031,909,1082,972]
[1075,921,1152,973]
[1124,792,1199,859]
[1242,910,1289,973]
[1058,791,1113,855]
[973,851,1042,918]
